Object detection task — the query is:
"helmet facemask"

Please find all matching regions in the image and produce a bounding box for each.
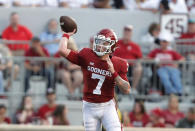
[93,35,115,56]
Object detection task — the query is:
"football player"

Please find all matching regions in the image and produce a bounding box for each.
[59,28,131,131]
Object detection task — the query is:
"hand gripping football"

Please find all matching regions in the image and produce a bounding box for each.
[60,16,77,34]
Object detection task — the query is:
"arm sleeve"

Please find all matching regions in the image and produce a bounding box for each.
[172,51,183,60]
[43,48,50,57]
[24,26,33,40]
[24,51,30,63]
[119,72,128,82]
[113,50,118,57]
[66,50,80,66]
[2,28,8,39]
[148,50,156,58]
[135,45,142,58]
[36,107,43,119]
[119,60,129,82]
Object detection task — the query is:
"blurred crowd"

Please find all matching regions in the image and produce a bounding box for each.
[0,88,70,125]
[0,94,194,128]
[0,11,195,96]
[122,95,195,128]
[0,12,83,98]
[0,0,194,13]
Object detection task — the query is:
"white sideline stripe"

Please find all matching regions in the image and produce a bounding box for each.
[0,125,84,131]
[0,125,193,131]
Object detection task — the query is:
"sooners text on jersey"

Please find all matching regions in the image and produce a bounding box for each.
[67,48,128,103]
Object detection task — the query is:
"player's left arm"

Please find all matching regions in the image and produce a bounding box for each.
[115,74,130,94]
[107,58,130,94]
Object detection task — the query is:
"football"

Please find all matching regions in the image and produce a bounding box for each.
[60,16,77,34]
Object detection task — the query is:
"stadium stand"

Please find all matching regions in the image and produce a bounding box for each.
[0,0,195,130]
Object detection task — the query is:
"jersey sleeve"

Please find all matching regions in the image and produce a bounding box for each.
[36,106,44,119]
[66,48,86,66]
[172,51,183,60]
[135,44,142,59]
[54,52,60,58]
[2,28,9,39]
[148,49,157,58]
[113,48,120,57]
[66,50,80,65]
[24,50,30,63]
[23,26,33,40]
[43,48,50,57]
[119,59,129,82]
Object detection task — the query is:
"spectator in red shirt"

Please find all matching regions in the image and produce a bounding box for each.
[24,37,53,93]
[113,25,142,94]
[147,32,185,95]
[0,104,11,124]
[2,12,33,56]
[123,101,149,127]
[52,105,70,125]
[37,88,57,123]
[163,94,185,127]
[179,19,195,60]
[15,95,36,124]
[146,108,165,128]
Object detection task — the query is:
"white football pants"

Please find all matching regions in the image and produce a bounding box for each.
[83,99,122,131]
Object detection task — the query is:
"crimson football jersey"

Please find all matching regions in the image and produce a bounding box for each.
[66,48,128,103]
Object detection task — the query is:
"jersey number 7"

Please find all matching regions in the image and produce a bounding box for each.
[91,73,105,95]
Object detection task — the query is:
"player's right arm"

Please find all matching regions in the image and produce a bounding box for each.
[58,30,76,57]
[58,30,82,65]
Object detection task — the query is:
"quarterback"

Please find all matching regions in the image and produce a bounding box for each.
[59,28,131,131]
